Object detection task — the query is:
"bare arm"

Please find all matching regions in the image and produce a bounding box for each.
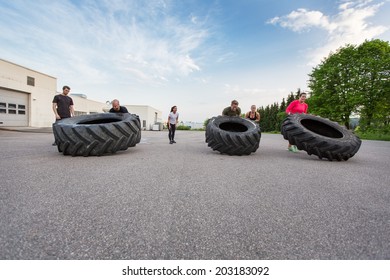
[256,112,260,122]
[69,105,75,117]
[52,103,60,119]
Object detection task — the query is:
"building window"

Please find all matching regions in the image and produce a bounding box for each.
[8,103,16,109]
[27,76,35,86]
[8,109,17,114]
[18,105,26,115]
[1,103,7,113]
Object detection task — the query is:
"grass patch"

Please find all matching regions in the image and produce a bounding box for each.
[176,125,191,130]
[355,132,390,141]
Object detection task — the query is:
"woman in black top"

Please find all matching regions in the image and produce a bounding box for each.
[245,105,260,122]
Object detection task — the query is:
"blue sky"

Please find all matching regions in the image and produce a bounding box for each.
[1,0,389,122]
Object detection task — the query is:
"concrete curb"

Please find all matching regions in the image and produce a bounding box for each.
[0,127,52,133]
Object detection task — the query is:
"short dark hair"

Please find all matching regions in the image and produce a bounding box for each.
[299,92,307,97]
[231,100,238,105]
[63,85,70,90]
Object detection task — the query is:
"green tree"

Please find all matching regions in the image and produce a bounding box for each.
[286,92,296,105]
[203,118,210,129]
[308,40,390,130]
[356,39,390,129]
[259,105,271,131]
[280,98,287,112]
[270,102,280,131]
[308,45,360,128]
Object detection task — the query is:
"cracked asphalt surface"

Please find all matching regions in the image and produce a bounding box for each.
[0,129,389,259]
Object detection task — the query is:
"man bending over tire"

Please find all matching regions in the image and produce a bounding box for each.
[222,100,241,117]
[109,99,129,113]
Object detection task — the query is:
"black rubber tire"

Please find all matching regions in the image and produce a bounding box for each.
[281,114,361,161]
[53,113,141,157]
[205,116,261,155]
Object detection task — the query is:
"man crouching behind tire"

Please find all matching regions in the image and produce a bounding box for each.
[205,99,261,156]
[222,100,241,117]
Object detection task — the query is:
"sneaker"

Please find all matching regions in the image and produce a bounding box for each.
[288,145,298,153]
[169,141,173,144]
[52,142,57,146]
[172,140,176,143]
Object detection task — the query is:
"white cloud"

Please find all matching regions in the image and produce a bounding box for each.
[0,0,210,86]
[268,8,334,32]
[268,0,388,65]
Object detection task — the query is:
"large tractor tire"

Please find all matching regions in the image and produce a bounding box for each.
[53,113,141,157]
[281,114,361,161]
[205,116,261,155]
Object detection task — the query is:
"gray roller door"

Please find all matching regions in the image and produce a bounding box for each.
[0,88,29,126]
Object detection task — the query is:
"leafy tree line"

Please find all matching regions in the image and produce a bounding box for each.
[202,89,302,132]
[257,90,301,132]
[308,39,389,131]
[259,39,389,134]
[204,39,389,136]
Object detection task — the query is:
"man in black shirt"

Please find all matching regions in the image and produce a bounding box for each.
[52,85,74,145]
[109,99,129,113]
[52,85,74,119]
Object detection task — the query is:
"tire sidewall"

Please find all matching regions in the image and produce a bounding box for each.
[208,116,260,137]
[54,113,136,127]
[53,113,140,156]
[291,114,355,145]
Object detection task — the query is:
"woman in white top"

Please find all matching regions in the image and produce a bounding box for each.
[167,105,179,144]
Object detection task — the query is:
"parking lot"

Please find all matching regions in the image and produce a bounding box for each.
[0,129,389,259]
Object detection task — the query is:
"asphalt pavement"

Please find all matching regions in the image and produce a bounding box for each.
[0,129,389,259]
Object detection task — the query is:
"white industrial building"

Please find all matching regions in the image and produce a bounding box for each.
[123,105,163,130]
[0,59,162,129]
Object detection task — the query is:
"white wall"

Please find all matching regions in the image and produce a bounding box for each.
[124,105,163,130]
[0,59,56,127]
[71,95,108,115]
[1,59,161,128]
[1,59,108,127]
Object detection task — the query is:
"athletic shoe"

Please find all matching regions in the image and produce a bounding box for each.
[288,146,298,153]
[172,140,176,143]
[52,142,57,146]
[169,141,173,144]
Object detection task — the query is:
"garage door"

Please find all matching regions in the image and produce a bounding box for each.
[0,88,29,126]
